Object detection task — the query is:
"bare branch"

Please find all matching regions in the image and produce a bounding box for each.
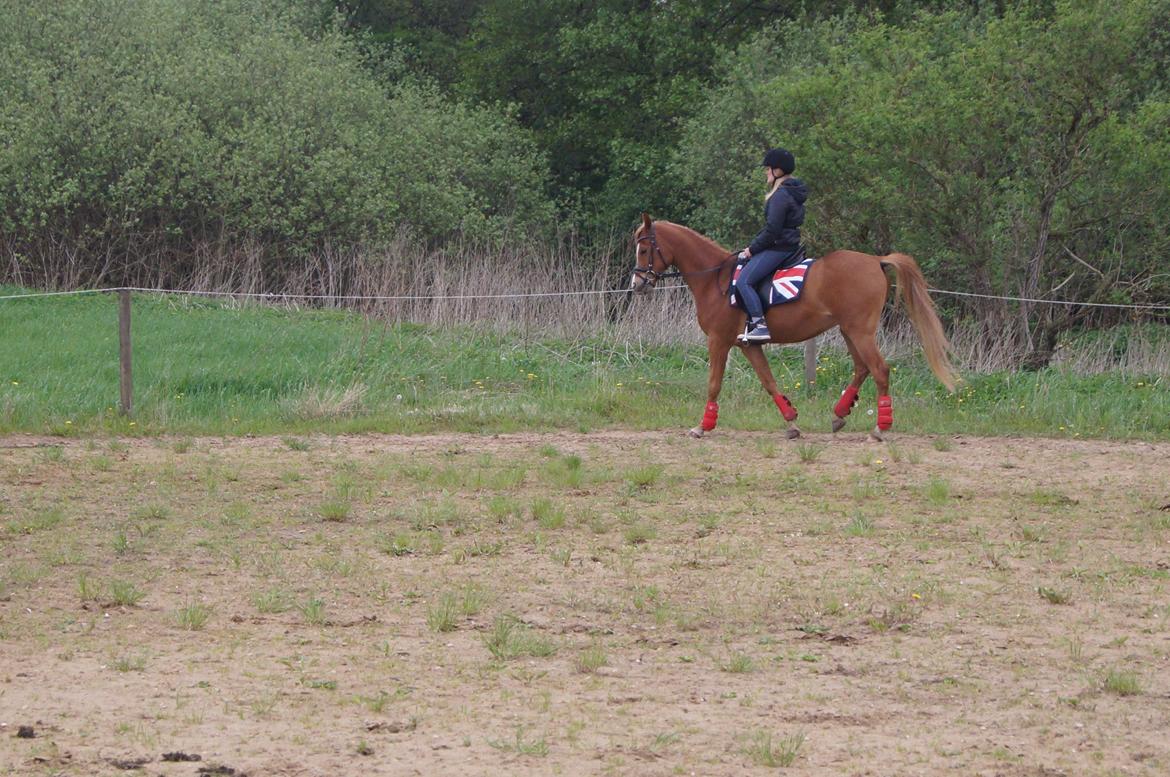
[1062,245,1105,278]
[1048,272,1076,295]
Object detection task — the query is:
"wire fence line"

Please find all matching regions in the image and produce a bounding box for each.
[2,284,1169,310]
[0,286,646,302]
[921,288,1170,311]
[0,288,114,301]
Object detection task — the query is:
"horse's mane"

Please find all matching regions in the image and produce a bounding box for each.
[656,220,730,256]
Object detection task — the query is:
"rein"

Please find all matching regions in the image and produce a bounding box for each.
[633,222,738,287]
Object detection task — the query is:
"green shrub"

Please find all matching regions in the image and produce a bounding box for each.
[0,0,555,283]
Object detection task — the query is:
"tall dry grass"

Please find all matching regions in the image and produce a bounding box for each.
[4,232,704,346]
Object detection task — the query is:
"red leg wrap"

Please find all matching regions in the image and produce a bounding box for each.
[877,395,893,430]
[773,393,798,422]
[701,401,719,431]
[834,385,860,418]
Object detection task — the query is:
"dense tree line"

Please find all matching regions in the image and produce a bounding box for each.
[332,1,1014,229]
[0,0,553,279]
[2,0,1167,365]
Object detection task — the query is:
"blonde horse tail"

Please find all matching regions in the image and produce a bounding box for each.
[881,253,958,392]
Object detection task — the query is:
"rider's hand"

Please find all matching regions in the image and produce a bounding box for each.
[738,249,750,260]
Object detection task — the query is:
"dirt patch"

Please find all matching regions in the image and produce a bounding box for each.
[1,431,1168,775]
[161,751,202,762]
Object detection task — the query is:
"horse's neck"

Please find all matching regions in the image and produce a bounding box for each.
[662,224,728,276]
[660,225,731,333]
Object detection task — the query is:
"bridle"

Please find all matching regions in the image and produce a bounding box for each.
[632,220,739,290]
[632,222,681,284]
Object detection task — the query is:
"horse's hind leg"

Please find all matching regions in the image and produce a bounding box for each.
[832,331,870,433]
[741,345,801,439]
[851,332,892,441]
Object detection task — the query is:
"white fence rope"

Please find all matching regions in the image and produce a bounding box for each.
[0,286,653,302]
[0,288,114,301]
[923,288,1170,311]
[1,284,1168,310]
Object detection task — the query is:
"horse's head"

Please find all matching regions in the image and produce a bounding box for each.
[630,212,675,295]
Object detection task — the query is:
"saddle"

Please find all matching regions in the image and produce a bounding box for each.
[728,248,815,312]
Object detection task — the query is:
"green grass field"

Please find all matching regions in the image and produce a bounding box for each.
[1,288,1166,439]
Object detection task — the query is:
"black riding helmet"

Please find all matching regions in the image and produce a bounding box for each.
[761,148,795,174]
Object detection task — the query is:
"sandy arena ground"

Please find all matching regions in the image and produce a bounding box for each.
[1,430,1169,776]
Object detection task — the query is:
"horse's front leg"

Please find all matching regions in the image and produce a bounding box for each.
[741,345,802,439]
[690,335,732,438]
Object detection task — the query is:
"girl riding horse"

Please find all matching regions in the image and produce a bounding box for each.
[630,211,956,440]
[736,147,808,344]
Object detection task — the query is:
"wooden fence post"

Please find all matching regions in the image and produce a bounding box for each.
[804,337,817,387]
[118,289,132,416]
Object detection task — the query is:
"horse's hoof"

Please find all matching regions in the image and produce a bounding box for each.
[868,427,885,442]
[832,417,847,433]
[786,427,801,440]
[688,426,705,438]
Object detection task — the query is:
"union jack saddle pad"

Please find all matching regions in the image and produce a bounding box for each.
[728,255,816,311]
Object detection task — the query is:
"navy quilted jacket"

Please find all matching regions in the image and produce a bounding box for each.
[748,178,808,255]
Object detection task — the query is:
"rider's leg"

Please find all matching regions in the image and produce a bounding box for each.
[735,250,789,333]
[734,263,766,327]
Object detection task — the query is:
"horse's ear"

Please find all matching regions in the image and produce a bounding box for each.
[641,212,652,230]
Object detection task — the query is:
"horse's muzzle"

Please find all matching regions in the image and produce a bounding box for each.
[630,274,653,295]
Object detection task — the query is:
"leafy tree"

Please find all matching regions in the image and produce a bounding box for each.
[333,0,484,87]
[456,1,846,231]
[382,83,555,241]
[342,1,1034,234]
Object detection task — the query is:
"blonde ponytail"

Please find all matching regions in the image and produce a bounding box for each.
[764,177,784,202]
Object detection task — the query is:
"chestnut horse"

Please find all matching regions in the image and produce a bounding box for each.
[631,214,957,440]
